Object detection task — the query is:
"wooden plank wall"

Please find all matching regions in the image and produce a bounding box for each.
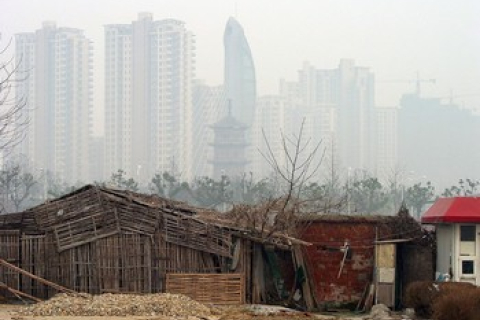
[166,273,245,305]
[0,231,20,297]
[21,234,48,297]
[163,212,232,257]
[152,230,233,292]
[0,232,243,300]
[34,187,101,230]
[0,228,255,302]
[228,239,253,303]
[0,232,153,299]
[53,211,120,252]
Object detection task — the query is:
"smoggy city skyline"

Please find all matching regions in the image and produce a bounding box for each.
[1,0,479,197]
[2,0,479,137]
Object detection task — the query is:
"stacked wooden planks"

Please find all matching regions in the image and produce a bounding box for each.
[163,211,232,258]
[166,273,245,305]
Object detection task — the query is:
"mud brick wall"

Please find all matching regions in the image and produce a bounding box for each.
[301,221,377,303]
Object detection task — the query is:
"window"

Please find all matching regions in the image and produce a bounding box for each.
[460,225,476,256]
[462,260,475,275]
[461,226,476,241]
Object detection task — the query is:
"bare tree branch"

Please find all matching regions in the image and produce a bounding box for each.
[0,39,31,157]
[252,117,331,239]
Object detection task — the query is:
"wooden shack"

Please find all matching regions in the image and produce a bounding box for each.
[0,185,306,305]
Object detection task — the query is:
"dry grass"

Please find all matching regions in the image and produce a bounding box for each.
[405,281,439,318]
[405,281,477,319]
[432,287,480,320]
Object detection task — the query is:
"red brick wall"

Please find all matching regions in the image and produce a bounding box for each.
[301,221,377,303]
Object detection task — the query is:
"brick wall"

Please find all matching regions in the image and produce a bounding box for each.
[301,221,377,303]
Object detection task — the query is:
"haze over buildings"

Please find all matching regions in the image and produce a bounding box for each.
[251,60,379,179]
[2,1,479,191]
[104,13,194,182]
[398,94,480,188]
[15,22,92,183]
[223,17,256,129]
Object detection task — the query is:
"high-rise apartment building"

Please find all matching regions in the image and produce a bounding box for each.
[271,60,375,176]
[336,59,375,171]
[15,22,93,183]
[104,13,195,182]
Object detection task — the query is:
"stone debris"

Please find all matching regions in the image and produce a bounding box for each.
[14,292,212,317]
[11,296,416,320]
[367,304,391,320]
[356,304,412,320]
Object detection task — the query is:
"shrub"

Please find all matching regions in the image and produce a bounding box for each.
[432,287,480,320]
[405,281,477,319]
[405,281,439,318]
[438,281,476,294]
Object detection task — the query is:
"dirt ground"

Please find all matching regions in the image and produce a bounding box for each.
[0,303,360,320]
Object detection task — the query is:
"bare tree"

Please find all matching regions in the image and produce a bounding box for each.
[0,162,37,213]
[304,139,346,214]
[0,38,30,156]
[261,118,325,208]
[385,165,406,214]
[231,118,326,238]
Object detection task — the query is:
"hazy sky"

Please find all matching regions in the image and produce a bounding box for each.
[2,0,479,133]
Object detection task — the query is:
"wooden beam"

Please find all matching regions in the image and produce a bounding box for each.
[0,281,42,303]
[0,259,76,294]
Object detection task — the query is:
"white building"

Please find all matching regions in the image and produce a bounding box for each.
[423,197,480,284]
[273,60,375,176]
[104,13,195,182]
[15,22,93,184]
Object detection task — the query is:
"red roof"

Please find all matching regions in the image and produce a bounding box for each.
[422,197,480,224]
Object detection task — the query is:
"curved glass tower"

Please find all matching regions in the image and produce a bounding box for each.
[223,17,256,129]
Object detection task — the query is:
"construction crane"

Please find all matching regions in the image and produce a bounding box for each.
[437,92,480,107]
[378,72,436,96]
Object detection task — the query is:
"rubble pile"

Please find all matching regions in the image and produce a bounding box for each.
[15,292,212,317]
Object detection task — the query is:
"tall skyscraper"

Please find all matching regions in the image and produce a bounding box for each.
[15,22,93,184]
[223,17,256,131]
[104,13,195,182]
[274,60,375,175]
[336,59,375,171]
